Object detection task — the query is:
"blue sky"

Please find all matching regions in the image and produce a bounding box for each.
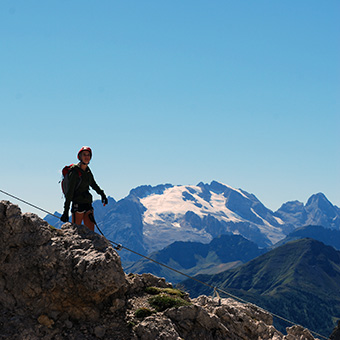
[1,1,339,217]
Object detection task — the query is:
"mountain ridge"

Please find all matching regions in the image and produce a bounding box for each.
[275,192,340,230]
[180,238,340,336]
[126,234,267,283]
[45,181,340,265]
[272,224,340,250]
[125,224,340,288]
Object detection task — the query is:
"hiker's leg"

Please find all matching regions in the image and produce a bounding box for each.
[84,211,95,231]
[72,212,85,225]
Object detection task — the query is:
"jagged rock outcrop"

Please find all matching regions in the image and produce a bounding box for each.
[0,201,319,339]
[0,200,126,321]
[133,295,317,340]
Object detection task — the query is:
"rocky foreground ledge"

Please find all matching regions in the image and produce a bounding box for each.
[0,200,319,340]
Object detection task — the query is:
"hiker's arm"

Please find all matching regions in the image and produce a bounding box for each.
[90,177,105,196]
[89,174,107,203]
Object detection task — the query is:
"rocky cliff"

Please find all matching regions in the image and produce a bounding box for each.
[0,201,319,340]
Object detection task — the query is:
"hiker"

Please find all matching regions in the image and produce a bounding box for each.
[60,146,108,231]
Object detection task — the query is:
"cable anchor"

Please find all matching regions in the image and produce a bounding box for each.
[212,287,221,306]
[114,244,122,251]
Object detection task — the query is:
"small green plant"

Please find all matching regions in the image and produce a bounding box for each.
[148,294,191,312]
[134,307,154,319]
[145,286,162,295]
[145,286,187,298]
[162,288,186,298]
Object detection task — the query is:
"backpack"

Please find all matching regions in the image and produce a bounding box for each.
[61,164,82,196]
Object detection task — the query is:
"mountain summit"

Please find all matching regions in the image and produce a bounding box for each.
[275,192,340,230]
[97,181,292,263]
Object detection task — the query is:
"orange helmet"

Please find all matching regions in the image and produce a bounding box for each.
[78,146,92,160]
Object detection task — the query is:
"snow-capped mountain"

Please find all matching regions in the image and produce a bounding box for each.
[96,181,296,263]
[138,181,288,253]
[45,181,340,265]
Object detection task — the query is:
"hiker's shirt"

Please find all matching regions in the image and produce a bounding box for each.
[64,163,104,212]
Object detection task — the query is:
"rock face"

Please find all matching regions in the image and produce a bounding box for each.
[0,200,126,321]
[275,193,340,230]
[131,295,317,340]
[0,201,319,339]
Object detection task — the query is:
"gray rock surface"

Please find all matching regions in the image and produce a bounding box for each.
[0,201,126,322]
[0,201,320,339]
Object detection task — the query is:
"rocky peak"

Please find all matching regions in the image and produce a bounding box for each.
[275,193,340,231]
[306,193,335,213]
[0,200,320,339]
[277,200,305,214]
[305,193,339,229]
[129,184,173,199]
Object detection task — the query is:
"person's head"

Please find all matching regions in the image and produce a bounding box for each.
[78,146,92,164]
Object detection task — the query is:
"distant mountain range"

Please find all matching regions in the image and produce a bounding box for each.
[275,192,340,230]
[125,225,340,284]
[125,234,267,283]
[45,181,340,264]
[273,224,340,250]
[179,238,340,337]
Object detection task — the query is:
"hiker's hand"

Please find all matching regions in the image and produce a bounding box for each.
[60,212,69,222]
[101,194,108,206]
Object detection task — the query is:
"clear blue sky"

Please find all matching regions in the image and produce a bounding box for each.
[1,1,339,217]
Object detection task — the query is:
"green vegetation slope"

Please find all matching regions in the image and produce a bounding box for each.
[180,238,340,337]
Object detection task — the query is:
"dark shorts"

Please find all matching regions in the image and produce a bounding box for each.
[71,203,93,214]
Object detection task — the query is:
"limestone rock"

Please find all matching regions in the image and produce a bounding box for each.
[0,201,320,340]
[134,314,182,340]
[37,314,55,328]
[126,272,173,295]
[0,200,126,321]
[165,304,230,339]
[285,325,315,340]
[94,325,106,338]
